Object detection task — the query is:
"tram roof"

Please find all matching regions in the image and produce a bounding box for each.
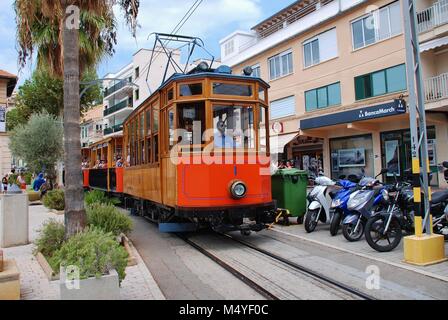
[128,70,270,118]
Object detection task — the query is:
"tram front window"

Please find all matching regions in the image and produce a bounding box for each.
[177,102,206,146]
[213,105,255,149]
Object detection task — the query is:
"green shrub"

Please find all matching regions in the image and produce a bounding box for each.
[24,172,33,185]
[84,190,120,207]
[33,219,65,259]
[43,189,65,211]
[49,227,128,283]
[87,203,133,236]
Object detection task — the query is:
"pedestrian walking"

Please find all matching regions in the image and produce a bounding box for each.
[17,172,27,190]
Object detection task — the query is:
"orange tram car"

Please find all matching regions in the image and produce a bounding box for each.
[83,65,276,233]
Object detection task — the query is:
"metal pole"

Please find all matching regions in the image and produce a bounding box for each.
[402,0,432,235]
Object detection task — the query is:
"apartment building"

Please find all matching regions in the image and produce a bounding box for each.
[102,48,181,138]
[220,0,448,187]
[0,69,17,175]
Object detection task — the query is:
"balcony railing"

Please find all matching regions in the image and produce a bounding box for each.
[417,0,448,33]
[424,73,448,102]
[104,99,133,116]
[103,79,131,97]
[104,123,123,135]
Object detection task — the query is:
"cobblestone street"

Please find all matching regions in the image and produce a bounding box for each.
[1,205,165,300]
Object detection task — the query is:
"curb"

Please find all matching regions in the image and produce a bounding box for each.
[271,227,448,283]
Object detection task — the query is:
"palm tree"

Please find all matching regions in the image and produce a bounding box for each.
[15,0,139,237]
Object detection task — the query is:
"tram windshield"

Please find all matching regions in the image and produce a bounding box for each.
[177,102,206,145]
[213,105,255,149]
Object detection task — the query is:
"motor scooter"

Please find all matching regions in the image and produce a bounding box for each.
[329,180,358,236]
[304,176,357,233]
[341,169,389,242]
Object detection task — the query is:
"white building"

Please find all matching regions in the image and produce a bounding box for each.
[102,48,181,138]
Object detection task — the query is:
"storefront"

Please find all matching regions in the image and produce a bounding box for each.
[299,99,448,187]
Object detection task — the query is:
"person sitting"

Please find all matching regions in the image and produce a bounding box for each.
[116,156,124,168]
[286,161,293,169]
[32,173,46,192]
[93,160,100,169]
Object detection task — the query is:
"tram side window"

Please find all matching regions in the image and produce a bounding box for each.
[153,106,159,163]
[168,109,175,149]
[177,102,206,146]
[145,109,152,163]
[258,106,267,153]
[140,114,145,164]
[213,105,255,149]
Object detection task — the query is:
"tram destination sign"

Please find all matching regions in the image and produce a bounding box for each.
[300,99,406,130]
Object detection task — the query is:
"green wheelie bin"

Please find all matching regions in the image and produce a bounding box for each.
[271,168,308,224]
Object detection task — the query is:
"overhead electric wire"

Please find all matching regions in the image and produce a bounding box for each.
[130,0,204,90]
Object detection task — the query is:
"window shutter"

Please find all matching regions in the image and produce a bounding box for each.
[270,96,296,119]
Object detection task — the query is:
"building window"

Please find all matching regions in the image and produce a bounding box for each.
[224,40,234,56]
[305,82,341,111]
[268,50,293,80]
[303,28,338,68]
[135,89,139,101]
[135,67,140,78]
[251,64,261,78]
[355,64,406,100]
[330,134,374,180]
[270,95,295,119]
[351,1,402,50]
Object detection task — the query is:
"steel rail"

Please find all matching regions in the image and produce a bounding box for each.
[175,233,280,301]
[219,232,376,301]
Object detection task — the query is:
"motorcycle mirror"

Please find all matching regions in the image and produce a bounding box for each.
[443,161,448,169]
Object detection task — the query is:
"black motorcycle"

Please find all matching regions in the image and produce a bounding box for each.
[365,166,448,252]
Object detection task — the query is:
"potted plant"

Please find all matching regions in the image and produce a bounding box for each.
[50,227,128,300]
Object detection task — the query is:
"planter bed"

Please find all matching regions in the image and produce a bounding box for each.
[121,235,137,267]
[60,267,120,300]
[35,252,59,281]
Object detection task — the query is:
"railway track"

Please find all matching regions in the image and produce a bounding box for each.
[176,233,280,300]
[219,232,376,301]
[177,232,376,300]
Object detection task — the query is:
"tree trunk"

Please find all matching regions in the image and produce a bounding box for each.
[63,3,86,237]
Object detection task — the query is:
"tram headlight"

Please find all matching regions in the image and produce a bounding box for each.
[230,181,247,199]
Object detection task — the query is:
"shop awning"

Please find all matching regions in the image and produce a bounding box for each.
[270,133,299,154]
[420,36,448,53]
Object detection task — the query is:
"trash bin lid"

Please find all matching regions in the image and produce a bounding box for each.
[273,168,307,176]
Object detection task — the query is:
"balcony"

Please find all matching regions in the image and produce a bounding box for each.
[103,78,132,98]
[417,0,448,34]
[424,73,448,102]
[104,123,123,135]
[104,99,133,117]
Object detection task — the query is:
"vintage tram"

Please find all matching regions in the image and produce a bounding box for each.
[84,64,275,233]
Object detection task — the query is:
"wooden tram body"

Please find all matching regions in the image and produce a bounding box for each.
[84,67,275,232]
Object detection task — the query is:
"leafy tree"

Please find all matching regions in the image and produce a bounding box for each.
[9,113,63,184]
[6,68,101,131]
[15,0,139,237]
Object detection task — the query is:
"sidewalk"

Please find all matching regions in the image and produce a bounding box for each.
[1,205,165,300]
[272,222,448,282]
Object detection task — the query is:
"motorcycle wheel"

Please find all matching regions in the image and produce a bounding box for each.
[342,220,364,242]
[304,209,319,233]
[330,211,342,236]
[365,214,402,252]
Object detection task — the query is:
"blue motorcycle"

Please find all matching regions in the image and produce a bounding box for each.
[329,180,358,236]
[341,169,389,242]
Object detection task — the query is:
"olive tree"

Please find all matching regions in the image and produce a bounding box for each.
[9,113,63,185]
